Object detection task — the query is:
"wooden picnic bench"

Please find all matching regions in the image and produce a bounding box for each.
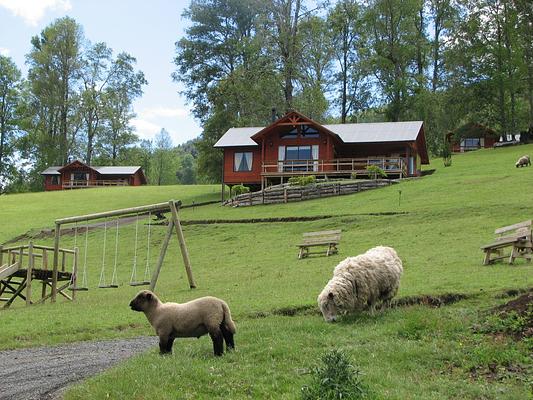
[297,230,341,259]
[481,220,533,265]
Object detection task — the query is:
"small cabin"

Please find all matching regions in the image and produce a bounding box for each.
[214,111,429,189]
[41,160,147,191]
[446,123,498,152]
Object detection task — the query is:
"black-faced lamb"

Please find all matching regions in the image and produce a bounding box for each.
[129,290,236,356]
[317,246,403,322]
[515,155,531,168]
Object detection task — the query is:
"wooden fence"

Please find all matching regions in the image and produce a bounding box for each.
[225,179,397,207]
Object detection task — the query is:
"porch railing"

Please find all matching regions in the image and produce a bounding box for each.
[62,179,129,188]
[262,158,408,178]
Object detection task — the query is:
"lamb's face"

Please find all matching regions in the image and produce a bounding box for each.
[129,290,155,312]
[319,292,339,323]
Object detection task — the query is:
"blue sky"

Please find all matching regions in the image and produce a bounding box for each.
[0,0,202,145]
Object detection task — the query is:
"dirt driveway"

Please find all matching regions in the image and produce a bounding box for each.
[0,336,157,400]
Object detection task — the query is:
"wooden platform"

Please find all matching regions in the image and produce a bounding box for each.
[0,243,77,308]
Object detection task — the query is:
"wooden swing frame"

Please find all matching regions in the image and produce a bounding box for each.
[51,199,196,303]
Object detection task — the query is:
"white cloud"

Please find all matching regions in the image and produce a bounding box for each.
[0,47,10,56]
[138,106,189,119]
[0,0,72,26]
[131,118,162,140]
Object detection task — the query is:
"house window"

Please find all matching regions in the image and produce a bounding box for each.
[279,125,319,139]
[283,145,319,171]
[51,175,60,185]
[280,128,298,139]
[72,172,87,181]
[463,138,480,149]
[234,152,253,172]
[301,125,319,138]
[286,146,312,160]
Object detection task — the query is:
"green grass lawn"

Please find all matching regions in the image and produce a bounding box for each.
[1,145,532,398]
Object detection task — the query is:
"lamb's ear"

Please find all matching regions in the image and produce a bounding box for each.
[328,292,334,299]
[145,292,152,301]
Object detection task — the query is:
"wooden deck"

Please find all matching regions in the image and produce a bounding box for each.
[62,180,129,189]
[0,243,76,308]
[261,158,408,178]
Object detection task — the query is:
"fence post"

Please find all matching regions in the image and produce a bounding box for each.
[52,223,60,303]
[26,242,34,306]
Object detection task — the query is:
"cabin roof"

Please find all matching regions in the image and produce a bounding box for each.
[214,120,424,147]
[41,163,143,176]
[41,167,62,175]
[324,121,424,143]
[214,127,264,147]
[93,166,142,175]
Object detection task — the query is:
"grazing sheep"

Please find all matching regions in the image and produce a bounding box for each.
[515,155,531,168]
[129,290,236,356]
[317,246,403,322]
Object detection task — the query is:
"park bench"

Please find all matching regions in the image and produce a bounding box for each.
[297,230,341,259]
[481,220,533,265]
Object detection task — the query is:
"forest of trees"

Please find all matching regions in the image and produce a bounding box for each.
[174,0,533,182]
[1,1,532,191]
[0,17,197,193]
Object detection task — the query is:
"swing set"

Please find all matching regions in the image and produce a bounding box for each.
[49,199,196,303]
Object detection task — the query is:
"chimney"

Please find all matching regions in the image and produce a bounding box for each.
[271,107,277,123]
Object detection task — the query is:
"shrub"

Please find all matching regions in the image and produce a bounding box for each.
[301,349,367,400]
[366,165,387,179]
[232,184,250,196]
[289,175,316,187]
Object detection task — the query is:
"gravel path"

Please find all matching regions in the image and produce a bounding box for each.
[0,336,157,400]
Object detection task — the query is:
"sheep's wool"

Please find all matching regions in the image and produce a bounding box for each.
[317,246,403,322]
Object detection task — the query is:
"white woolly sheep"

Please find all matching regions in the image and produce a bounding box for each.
[317,246,403,322]
[515,155,531,168]
[129,290,236,356]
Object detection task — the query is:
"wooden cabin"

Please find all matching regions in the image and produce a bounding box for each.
[446,123,498,152]
[41,160,147,191]
[214,111,429,189]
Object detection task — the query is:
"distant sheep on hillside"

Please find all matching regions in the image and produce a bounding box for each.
[317,246,403,322]
[515,155,531,168]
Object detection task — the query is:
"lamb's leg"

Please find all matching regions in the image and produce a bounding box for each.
[209,328,224,356]
[159,334,175,355]
[220,323,235,351]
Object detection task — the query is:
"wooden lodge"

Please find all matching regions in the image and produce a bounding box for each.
[446,122,498,153]
[214,111,429,189]
[41,160,147,191]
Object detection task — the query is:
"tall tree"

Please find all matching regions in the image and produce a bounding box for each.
[173,0,267,122]
[428,0,458,92]
[26,16,84,165]
[329,0,371,122]
[295,15,333,121]
[151,128,174,186]
[0,55,22,191]
[363,0,421,121]
[266,0,303,110]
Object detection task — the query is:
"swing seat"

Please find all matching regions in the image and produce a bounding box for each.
[68,286,89,291]
[129,281,151,287]
[98,284,119,289]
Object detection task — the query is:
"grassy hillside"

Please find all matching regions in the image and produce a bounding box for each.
[1,145,532,399]
[0,184,222,244]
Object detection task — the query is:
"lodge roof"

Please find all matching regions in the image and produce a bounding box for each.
[214,120,424,147]
[41,163,143,176]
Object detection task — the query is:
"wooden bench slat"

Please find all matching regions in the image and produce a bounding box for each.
[494,220,532,235]
[302,230,342,237]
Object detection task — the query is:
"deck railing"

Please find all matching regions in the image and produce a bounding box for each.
[62,179,129,188]
[262,157,408,178]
